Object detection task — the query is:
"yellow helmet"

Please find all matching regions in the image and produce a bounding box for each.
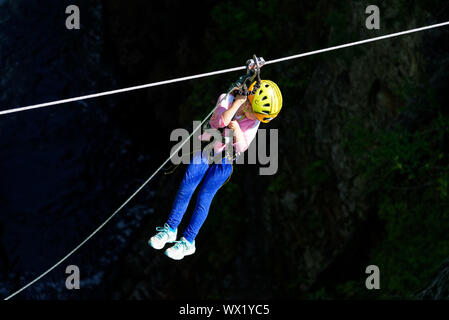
[248,80,283,123]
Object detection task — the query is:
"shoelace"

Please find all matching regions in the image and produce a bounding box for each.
[172,239,190,251]
[155,224,171,240]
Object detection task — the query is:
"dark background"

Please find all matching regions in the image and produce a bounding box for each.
[0,0,449,300]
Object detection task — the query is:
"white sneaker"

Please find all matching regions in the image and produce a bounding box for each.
[164,237,196,260]
[148,223,177,250]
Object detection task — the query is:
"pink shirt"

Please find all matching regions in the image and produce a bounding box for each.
[199,93,260,155]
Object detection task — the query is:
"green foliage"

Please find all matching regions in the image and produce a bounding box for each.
[267,174,287,192]
[306,287,331,300]
[370,198,449,298]
[308,109,449,299]
[304,160,330,187]
[316,88,449,299]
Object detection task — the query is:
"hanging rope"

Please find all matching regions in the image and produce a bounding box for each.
[3,20,449,300]
[3,96,223,301]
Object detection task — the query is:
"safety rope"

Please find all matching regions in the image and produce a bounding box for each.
[3,99,222,300]
[3,20,449,300]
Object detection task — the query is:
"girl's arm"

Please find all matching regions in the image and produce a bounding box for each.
[228,119,260,154]
[221,94,247,127]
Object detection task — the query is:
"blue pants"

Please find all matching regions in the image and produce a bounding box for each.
[166,151,233,243]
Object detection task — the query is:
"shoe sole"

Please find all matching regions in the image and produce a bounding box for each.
[148,235,177,250]
[164,247,196,260]
[148,240,164,250]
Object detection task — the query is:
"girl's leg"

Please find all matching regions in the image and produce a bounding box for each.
[166,151,210,230]
[183,158,233,243]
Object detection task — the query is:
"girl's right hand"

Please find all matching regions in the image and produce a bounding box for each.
[233,94,248,107]
[228,120,239,131]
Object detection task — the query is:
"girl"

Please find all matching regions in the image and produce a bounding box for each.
[148,80,283,260]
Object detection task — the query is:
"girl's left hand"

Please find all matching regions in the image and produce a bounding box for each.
[229,120,244,143]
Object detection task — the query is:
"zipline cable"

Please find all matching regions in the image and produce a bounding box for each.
[1,20,449,117]
[264,20,449,65]
[3,20,449,300]
[0,66,246,116]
